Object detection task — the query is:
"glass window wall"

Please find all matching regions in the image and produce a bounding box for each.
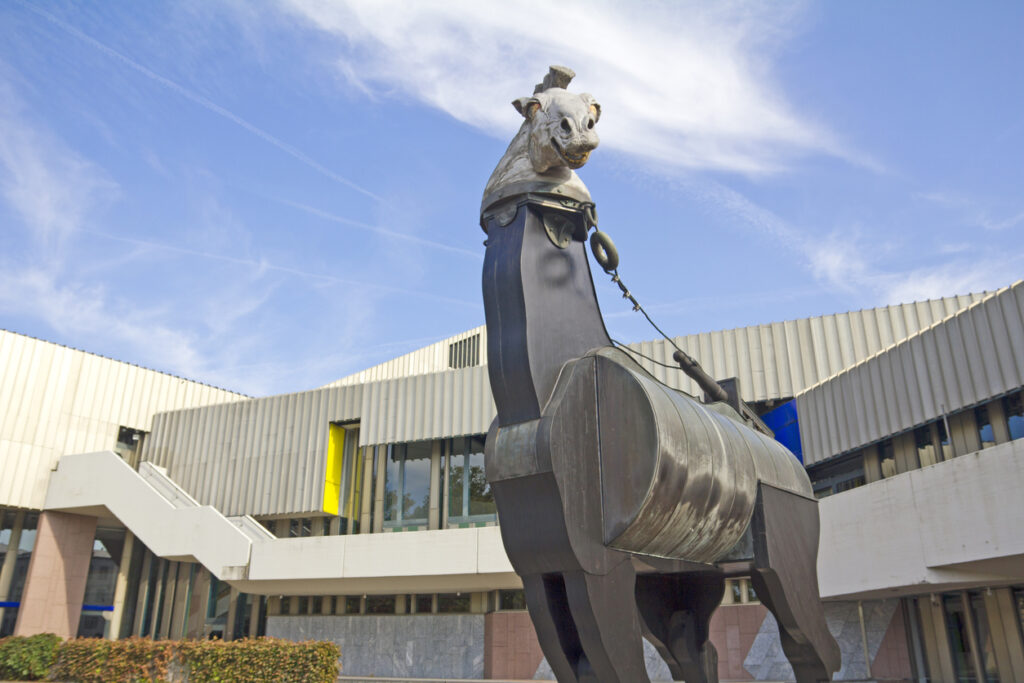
[943,594,975,682]
[938,419,955,460]
[447,435,495,522]
[1003,392,1024,441]
[968,592,1000,682]
[384,441,432,527]
[916,425,939,467]
[976,406,996,449]
[0,512,38,637]
[879,439,897,478]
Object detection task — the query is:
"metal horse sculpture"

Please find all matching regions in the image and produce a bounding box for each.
[481,67,841,683]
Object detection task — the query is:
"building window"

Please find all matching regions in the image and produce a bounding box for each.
[437,593,471,613]
[915,425,939,468]
[343,596,362,615]
[879,439,897,478]
[114,426,146,465]
[1004,391,1024,441]
[976,405,996,449]
[968,592,999,682]
[384,442,432,526]
[448,334,480,369]
[288,518,313,538]
[808,452,865,498]
[414,594,433,614]
[499,590,526,611]
[207,578,231,624]
[937,419,955,460]
[447,435,496,521]
[366,595,396,614]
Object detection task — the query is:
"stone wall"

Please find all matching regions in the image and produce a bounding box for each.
[267,614,484,679]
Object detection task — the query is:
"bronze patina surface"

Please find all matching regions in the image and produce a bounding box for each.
[482,67,841,683]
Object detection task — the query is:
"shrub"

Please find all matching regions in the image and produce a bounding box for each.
[50,637,175,683]
[178,638,339,683]
[46,636,338,683]
[0,633,60,681]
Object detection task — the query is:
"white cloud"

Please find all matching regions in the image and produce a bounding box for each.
[0,80,118,249]
[676,177,1020,305]
[0,265,206,376]
[278,0,856,175]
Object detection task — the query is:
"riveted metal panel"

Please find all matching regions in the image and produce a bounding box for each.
[797,282,1024,464]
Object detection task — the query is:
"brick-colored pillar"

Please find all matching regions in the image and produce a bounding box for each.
[14,511,97,638]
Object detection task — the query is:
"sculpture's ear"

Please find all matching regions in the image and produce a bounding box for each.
[581,94,601,123]
[512,97,542,120]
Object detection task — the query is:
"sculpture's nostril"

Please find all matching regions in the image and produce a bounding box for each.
[561,118,572,134]
[587,118,594,130]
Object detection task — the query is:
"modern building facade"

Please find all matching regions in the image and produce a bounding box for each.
[1,282,1023,681]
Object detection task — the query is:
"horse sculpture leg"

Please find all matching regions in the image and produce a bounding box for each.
[522,573,583,683]
[637,572,723,683]
[562,560,650,683]
[751,483,841,683]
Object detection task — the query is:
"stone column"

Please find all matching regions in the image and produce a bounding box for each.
[107,530,136,639]
[225,587,240,640]
[248,595,261,637]
[0,510,26,624]
[14,511,97,638]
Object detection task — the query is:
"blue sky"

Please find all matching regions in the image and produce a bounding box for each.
[1,1,1021,396]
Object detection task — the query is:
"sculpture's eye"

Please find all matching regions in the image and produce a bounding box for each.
[561,118,572,134]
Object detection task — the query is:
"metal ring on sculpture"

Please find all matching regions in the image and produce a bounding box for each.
[589,230,619,272]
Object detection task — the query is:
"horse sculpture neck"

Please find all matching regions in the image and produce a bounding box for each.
[482,202,611,426]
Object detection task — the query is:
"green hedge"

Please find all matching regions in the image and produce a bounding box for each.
[178,638,340,683]
[50,638,175,683]
[0,635,339,682]
[0,634,60,681]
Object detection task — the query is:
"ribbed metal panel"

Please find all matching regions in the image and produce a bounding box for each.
[0,330,243,510]
[326,325,488,387]
[626,293,987,404]
[358,365,496,447]
[140,385,362,517]
[797,282,1024,464]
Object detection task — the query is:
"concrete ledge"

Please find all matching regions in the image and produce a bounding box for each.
[818,439,1024,599]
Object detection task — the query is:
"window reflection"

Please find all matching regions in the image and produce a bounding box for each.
[976,406,996,449]
[937,419,955,460]
[915,425,938,467]
[879,439,897,478]
[384,442,432,526]
[447,435,495,521]
[1004,391,1024,441]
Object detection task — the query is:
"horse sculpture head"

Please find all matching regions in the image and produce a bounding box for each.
[481,66,601,218]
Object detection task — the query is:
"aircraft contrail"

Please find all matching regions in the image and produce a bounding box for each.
[20,1,381,202]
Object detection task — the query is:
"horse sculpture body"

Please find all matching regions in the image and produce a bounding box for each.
[481,67,841,683]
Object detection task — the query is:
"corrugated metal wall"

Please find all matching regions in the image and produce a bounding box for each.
[141,364,496,516]
[325,326,487,387]
[796,282,1024,465]
[0,330,243,510]
[141,385,362,518]
[628,293,987,404]
[358,365,495,447]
